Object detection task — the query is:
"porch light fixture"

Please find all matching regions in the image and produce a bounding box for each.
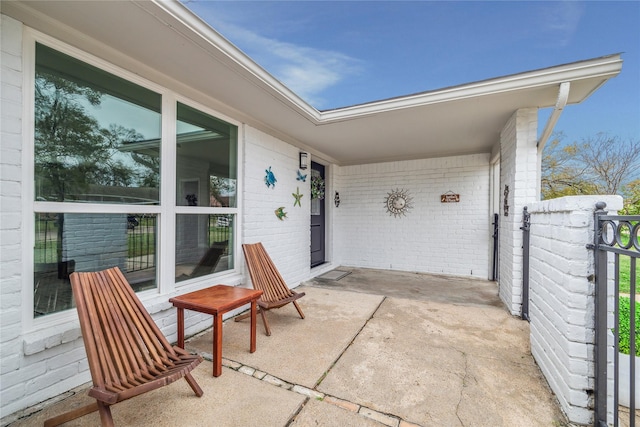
[299,152,308,170]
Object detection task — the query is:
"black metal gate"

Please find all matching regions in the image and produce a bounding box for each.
[521,207,530,321]
[592,202,638,427]
[492,213,499,281]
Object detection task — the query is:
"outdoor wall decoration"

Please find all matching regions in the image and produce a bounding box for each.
[311,175,325,200]
[385,188,413,217]
[264,166,277,188]
[440,191,460,203]
[296,170,307,182]
[334,191,340,207]
[274,207,287,220]
[292,187,303,207]
[503,185,510,216]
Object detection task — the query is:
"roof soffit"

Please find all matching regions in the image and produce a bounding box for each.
[2,0,623,165]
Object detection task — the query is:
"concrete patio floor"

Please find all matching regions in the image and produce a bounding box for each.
[6,268,569,427]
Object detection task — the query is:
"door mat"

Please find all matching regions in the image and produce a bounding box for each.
[316,270,351,281]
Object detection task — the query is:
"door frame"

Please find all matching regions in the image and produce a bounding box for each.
[310,161,326,267]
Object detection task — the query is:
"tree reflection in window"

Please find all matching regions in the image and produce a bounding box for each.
[33,43,162,316]
[34,43,161,204]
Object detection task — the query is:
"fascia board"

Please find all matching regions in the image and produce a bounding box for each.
[148,0,322,120]
[318,54,623,123]
[7,0,622,132]
[149,2,619,126]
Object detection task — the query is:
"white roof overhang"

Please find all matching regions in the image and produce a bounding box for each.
[2,0,623,165]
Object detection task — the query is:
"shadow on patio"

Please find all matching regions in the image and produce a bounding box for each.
[8,268,568,427]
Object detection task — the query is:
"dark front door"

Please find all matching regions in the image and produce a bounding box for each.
[310,162,325,267]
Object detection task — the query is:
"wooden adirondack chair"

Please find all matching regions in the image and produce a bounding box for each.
[236,242,305,336]
[45,267,203,427]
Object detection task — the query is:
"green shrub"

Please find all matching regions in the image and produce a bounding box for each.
[619,297,640,357]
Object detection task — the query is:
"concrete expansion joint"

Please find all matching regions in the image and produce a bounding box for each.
[217,355,424,427]
[455,350,470,426]
[195,298,425,427]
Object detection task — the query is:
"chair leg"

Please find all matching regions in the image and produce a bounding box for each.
[184,372,204,397]
[96,402,115,427]
[260,309,271,336]
[234,310,251,322]
[44,403,99,427]
[237,308,271,336]
[293,301,305,319]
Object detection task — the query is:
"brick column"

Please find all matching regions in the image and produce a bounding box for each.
[498,108,538,315]
[528,195,622,425]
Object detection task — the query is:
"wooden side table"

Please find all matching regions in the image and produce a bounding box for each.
[169,285,263,377]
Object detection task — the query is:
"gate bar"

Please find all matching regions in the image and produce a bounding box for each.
[521,207,530,321]
[593,202,609,427]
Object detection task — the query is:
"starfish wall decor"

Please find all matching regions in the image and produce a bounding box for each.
[292,187,303,207]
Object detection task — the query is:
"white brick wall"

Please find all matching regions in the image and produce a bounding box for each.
[333,154,491,278]
[499,108,538,314]
[528,195,623,425]
[242,126,311,288]
[0,15,314,417]
[2,11,611,424]
[0,14,28,419]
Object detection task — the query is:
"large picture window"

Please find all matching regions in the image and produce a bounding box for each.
[175,103,237,282]
[32,42,239,318]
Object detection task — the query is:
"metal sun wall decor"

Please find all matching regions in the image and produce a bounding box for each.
[385,188,413,217]
[264,166,277,188]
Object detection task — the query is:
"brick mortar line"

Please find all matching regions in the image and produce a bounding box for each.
[211,355,422,427]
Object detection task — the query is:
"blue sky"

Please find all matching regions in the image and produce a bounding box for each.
[183,1,639,145]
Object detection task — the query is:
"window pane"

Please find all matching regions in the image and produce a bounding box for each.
[176,103,237,208]
[34,212,157,317]
[176,214,234,282]
[34,43,161,204]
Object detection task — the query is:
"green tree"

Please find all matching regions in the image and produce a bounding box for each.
[541,134,596,199]
[621,179,640,215]
[541,133,640,214]
[35,71,158,262]
[35,74,104,201]
[209,176,236,206]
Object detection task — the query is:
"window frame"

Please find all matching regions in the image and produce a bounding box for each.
[22,29,243,331]
[173,95,241,285]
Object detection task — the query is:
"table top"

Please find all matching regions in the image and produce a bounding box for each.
[169,284,263,314]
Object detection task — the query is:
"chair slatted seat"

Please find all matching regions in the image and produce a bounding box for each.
[45,267,203,427]
[235,243,305,336]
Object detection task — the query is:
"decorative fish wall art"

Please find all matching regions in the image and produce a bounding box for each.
[274,207,287,220]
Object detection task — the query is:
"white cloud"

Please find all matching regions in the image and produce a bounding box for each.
[204,17,362,107]
[539,1,585,47]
